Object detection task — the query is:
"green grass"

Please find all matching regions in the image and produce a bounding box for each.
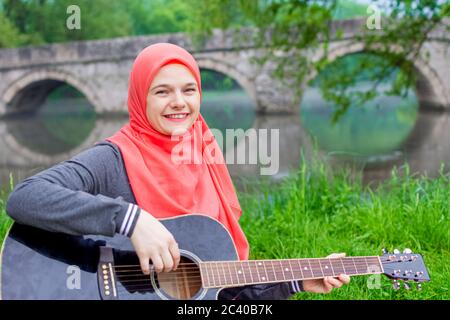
[238,160,449,300]
[0,198,12,247]
[0,160,448,299]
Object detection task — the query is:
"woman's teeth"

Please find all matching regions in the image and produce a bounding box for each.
[164,113,188,119]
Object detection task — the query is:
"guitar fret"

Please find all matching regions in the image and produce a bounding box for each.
[307,259,314,278]
[351,258,358,274]
[234,261,244,285]
[300,259,312,279]
[261,261,269,282]
[209,263,216,287]
[213,262,220,287]
[217,262,225,286]
[269,260,277,282]
[319,259,333,277]
[278,260,286,280]
[367,257,382,274]
[295,259,304,280]
[200,264,206,287]
[328,258,335,276]
[247,261,254,284]
[330,258,344,277]
[221,262,228,286]
[217,262,227,286]
[309,259,323,278]
[339,258,348,275]
[341,258,355,275]
[255,261,262,282]
[250,261,258,283]
[357,257,369,274]
[287,260,295,280]
[227,262,235,286]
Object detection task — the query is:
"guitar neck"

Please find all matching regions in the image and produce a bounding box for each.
[199,256,383,288]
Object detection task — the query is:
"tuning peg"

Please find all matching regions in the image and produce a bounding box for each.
[382,248,388,254]
[403,248,412,254]
[392,280,401,290]
[416,283,422,291]
[403,282,411,290]
[393,249,400,254]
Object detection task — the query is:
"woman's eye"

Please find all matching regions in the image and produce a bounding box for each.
[156,90,167,95]
[185,88,196,92]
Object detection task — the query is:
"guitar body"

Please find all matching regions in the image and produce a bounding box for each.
[0,214,238,300]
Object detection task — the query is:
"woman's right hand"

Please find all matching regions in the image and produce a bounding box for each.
[130,210,180,274]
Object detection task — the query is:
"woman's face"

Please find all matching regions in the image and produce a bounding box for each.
[146,64,201,136]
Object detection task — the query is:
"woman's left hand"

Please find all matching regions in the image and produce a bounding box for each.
[302,253,351,294]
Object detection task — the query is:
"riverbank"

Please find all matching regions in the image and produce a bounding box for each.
[0,161,448,300]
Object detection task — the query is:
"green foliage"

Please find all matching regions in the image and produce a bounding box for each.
[332,0,368,20]
[191,0,450,121]
[2,0,133,44]
[122,0,190,35]
[0,0,194,46]
[0,11,29,48]
[201,70,240,91]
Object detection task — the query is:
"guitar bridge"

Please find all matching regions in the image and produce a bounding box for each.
[97,246,118,300]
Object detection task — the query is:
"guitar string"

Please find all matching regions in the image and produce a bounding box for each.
[112,267,403,291]
[111,261,385,274]
[110,258,382,269]
[114,267,382,281]
[111,264,382,276]
[112,267,388,293]
[110,259,383,271]
[110,265,385,285]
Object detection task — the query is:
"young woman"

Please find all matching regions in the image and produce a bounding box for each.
[6,43,350,299]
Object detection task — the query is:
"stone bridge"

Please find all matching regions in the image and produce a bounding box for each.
[0,19,449,116]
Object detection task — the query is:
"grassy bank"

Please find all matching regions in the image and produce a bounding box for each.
[238,161,449,299]
[0,161,448,299]
[0,197,12,247]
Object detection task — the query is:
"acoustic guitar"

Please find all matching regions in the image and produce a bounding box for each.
[0,214,430,300]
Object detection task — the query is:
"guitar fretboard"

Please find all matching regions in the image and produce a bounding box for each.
[199,257,383,288]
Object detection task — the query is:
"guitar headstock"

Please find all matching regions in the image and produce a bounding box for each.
[380,248,430,290]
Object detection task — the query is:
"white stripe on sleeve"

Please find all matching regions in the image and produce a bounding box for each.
[119,203,134,235]
[124,204,139,236]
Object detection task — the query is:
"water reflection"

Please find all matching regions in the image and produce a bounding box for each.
[300,85,419,158]
[1,84,449,194]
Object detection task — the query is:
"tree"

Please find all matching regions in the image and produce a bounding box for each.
[0,11,29,48]
[187,0,450,121]
[1,0,132,45]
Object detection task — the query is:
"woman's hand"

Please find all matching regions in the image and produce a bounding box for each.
[302,253,351,294]
[130,210,180,274]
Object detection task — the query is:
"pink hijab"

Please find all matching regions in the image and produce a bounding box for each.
[106,43,249,260]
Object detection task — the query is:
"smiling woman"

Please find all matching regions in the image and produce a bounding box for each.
[146,64,200,136]
[3,43,350,300]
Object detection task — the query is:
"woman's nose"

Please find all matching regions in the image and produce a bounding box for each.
[170,91,186,108]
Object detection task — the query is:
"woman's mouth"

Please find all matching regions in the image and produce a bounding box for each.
[163,113,190,122]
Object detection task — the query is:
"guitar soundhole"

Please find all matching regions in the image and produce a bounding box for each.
[155,256,203,300]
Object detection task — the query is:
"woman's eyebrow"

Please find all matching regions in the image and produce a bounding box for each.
[151,82,197,91]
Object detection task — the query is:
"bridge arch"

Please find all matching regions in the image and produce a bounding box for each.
[309,42,450,110]
[0,117,122,166]
[195,57,258,108]
[0,69,103,115]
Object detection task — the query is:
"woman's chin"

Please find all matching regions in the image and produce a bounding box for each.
[167,125,190,137]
